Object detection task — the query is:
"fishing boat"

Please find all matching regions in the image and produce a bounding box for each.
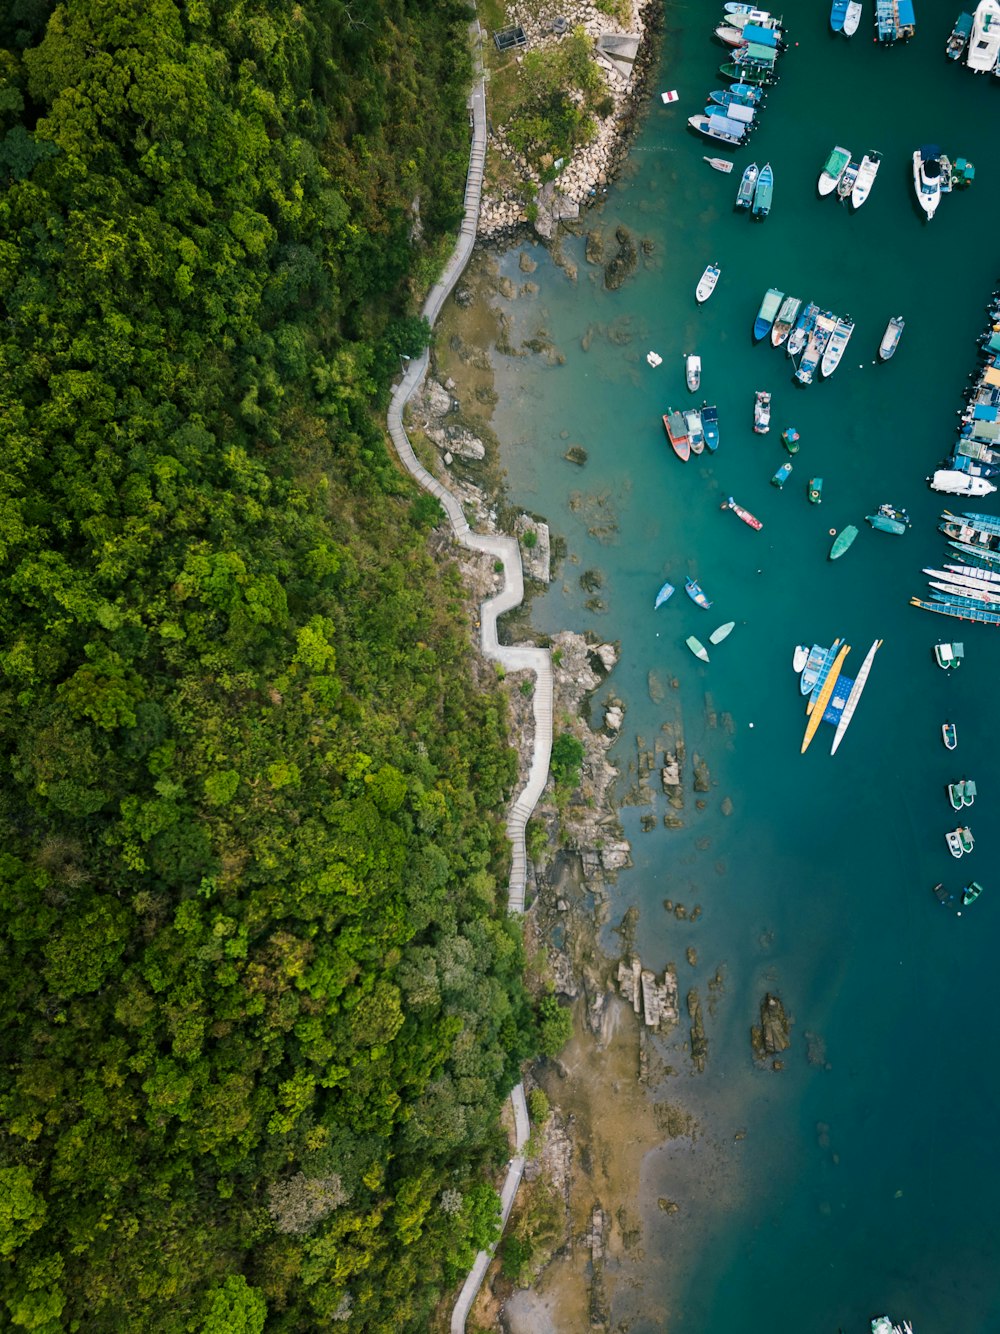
[929,469,997,496]
[963,880,984,906]
[929,578,1000,603]
[705,101,755,133]
[806,638,844,713]
[836,159,860,201]
[752,161,773,219]
[948,778,976,809]
[944,561,1000,584]
[663,411,691,462]
[737,20,785,47]
[754,288,783,340]
[787,302,818,358]
[967,0,1000,71]
[685,409,705,454]
[781,427,800,454]
[654,580,675,609]
[771,295,802,347]
[808,477,824,503]
[830,0,848,30]
[724,3,777,17]
[960,826,975,854]
[719,60,773,86]
[685,578,713,610]
[878,316,905,360]
[710,621,736,644]
[688,113,746,145]
[723,496,763,529]
[818,146,851,196]
[820,316,854,377]
[702,405,720,451]
[771,461,792,488]
[943,720,958,750]
[913,146,944,219]
[850,150,881,207]
[795,312,837,385]
[709,85,763,108]
[946,11,974,59]
[686,636,710,662]
[753,389,771,433]
[801,644,850,753]
[646,351,663,367]
[830,638,881,755]
[933,882,959,908]
[946,829,965,858]
[843,0,863,33]
[799,642,829,694]
[716,23,749,45]
[829,524,859,559]
[866,512,907,535]
[736,161,759,208]
[914,594,1000,626]
[704,156,735,173]
[876,0,916,41]
[696,263,721,303]
[793,645,809,672]
[685,353,702,392]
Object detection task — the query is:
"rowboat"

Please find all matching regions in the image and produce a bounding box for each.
[696,263,721,303]
[663,411,691,462]
[685,578,713,610]
[942,720,958,750]
[808,477,824,504]
[878,316,904,359]
[702,405,720,451]
[723,496,763,530]
[704,156,735,173]
[710,621,736,644]
[963,880,984,907]
[654,580,675,609]
[830,638,882,755]
[866,513,907,535]
[801,644,850,753]
[830,524,859,559]
[685,353,702,392]
[686,636,710,662]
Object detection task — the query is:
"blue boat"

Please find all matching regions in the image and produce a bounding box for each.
[771,460,792,488]
[910,595,1000,626]
[799,644,828,695]
[830,0,848,30]
[786,301,818,358]
[752,161,774,219]
[654,580,675,609]
[685,578,713,610]
[876,0,915,42]
[736,161,759,209]
[946,12,973,60]
[709,87,762,110]
[741,21,782,47]
[702,404,721,451]
[753,286,784,340]
[807,638,845,712]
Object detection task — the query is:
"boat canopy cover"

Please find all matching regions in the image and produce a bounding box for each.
[709,113,748,136]
[986,333,1000,354]
[723,102,755,122]
[974,405,999,421]
[985,367,1000,388]
[739,41,778,60]
[921,144,942,160]
[897,0,915,24]
[742,22,779,45]
[824,148,850,174]
[957,12,974,34]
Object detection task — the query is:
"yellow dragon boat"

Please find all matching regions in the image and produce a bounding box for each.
[800,644,850,753]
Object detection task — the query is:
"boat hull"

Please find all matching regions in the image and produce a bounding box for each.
[878,316,904,360]
[830,525,859,559]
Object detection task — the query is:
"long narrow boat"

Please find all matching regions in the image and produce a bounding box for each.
[944,561,1000,584]
[686,636,710,662]
[925,568,1000,596]
[830,638,882,754]
[820,316,855,377]
[724,496,763,529]
[801,644,851,753]
[909,595,1000,626]
[771,295,802,347]
[752,162,774,219]
[663,411,691,462]
[799,643,829,695]
[806,637,844,711]
[736,161,759,208]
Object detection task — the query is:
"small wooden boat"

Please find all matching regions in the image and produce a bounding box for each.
[942,720,958,750]
[808,477,824,504]
[946,829,964,858]
[771,461,792,488]
[829,525,859,559]
[782,427,800,454]
[736,161,759,208]
[753,389,771,433]
[866,512,907,535]
[686,636,710,662]
[723,496,763,530]
[962,880,984,906]
[933,642,964,669]
[702,405,720,452]
[703,155,735,173]
[696,263,721,303]
[793,645,809,672]
[801,644,850,753]
[654,580,675,609]
[685,578,713,610]
[646,350,663,367]
[751,161,773,219]
[946,11,973,59]
[663,411,691,462]
[685,353,702,392]
[878,316,904,360]
[710,621,736,645]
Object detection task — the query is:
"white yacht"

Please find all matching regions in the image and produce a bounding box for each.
[851,150,881,207]
[912,146,944,219]
[966,0,1000,71]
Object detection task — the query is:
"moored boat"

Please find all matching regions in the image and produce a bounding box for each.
[753,288,784,340]
[960,826,975,854]
[654,580,675,609]
[878,315,905,360]
[830,0,848,30]
[771,461,792,488]
[866,512,907,535]
[913,146,944,219]
[820,316,854,377]
[850,150,881,207]
[685,578,713,610]
[719,60,774,85]
[709,621,736,644]
[705,101,755,131]
[946,829,965,858]
[943,720,958,749]
[830,637,881,755]
[715,23,749,45]
[799,643,829,694]
[702,404,720,451]
[688,113,746,145]
[703,155,735,173]
[771,295,802,347]
[808,477,824,503]
[723,496,763,529]
[963,880,984,906]
[795,312,837,385]
[966,0,1000,71]
[685,353,702,392]
[929,469,997,497]
[829,524,859,559]
[836,159,860,200]
[685,409,705,454]
[751,161,773,219]
[946,11,973,59]
[801,643,850,753]
[696,263,721,303]
[709,84,763,108]
[793,645,809,672]
[948,778,976,809]
[663,411,691,462]
[753,389,772,433]
[876,0,915,41]
[781,427,800,454]
[686,636,710,662]
[787,302,818,357]
[736,161,759,208]
[843,0,862,33]
[818,145,851,196]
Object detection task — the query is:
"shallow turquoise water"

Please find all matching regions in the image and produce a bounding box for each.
[485,6,1000,1331]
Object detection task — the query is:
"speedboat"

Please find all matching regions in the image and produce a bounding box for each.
[696,263,721,303]
[752,161,773,219]
[818,145,851,196]
[946,829,965,858]
[942,720,958,750]
[844,0,862,34]
[836,159,861,201]
[771,295,802,347]
[913,146,944,219]
[685,409,705,454]
[946,11,974,59]
[966,0,1000,72]
[702,405,721,451]
[793,645,809,672]
[787,302,818,357]
[736,161,759,208]
[928,469,997,497]
[878,316,904,360]
[851,150,881,207]
[685,353,702,392]
[654,580,675,609]
[820,316,854,377]
[753,389,771,433]
[685,578,713,610]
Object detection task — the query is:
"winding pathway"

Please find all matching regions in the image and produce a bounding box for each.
[383,20,553,1333]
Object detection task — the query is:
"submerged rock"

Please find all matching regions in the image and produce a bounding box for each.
[603,225,637,291]
[564,445,588,466]
[751,992,791,1061]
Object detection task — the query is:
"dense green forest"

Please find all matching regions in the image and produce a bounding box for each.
[0,1,536,1329]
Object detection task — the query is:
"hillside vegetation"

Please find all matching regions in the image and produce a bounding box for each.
[0,2,536,1330]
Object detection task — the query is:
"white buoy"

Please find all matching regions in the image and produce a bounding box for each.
[749,722,755,728]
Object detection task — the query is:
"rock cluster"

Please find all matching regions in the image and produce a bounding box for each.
[617,956,679,1033]
[751,992,792,1062]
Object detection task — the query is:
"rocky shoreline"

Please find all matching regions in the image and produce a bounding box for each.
[478,0,662,243]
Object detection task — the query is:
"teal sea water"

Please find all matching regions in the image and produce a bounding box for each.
[484,7,1000,1331]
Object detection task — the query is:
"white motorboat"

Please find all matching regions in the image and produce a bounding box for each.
[792,645,809,672]
[753,389,771,434]
[843,0,862,34]
[913,146,944,219]
[878,315,904,360]
[820,316,855,378]
[946,829,964,858]
[771,295,802,347]
[646,351,663,367]
[685,353,702,392]
[966,0,1000,71]
[696,263,721,303]
[818,145,851,196]
[928,469,997,497]
[850,150,881,207]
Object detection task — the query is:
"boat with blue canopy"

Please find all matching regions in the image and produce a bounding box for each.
[702,405,720,451]
[946,11,973,58]
[752,162,774,219]
[688,112,747,145]
[754,287,784,340]
[876,0,915,42]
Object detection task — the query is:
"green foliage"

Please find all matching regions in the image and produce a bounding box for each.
[0,2,531,1331]
[503,28,600,172]
[527,1088,550,1124]
[537,994,574,1057]
[551,731,585,789]
[522,529,538,549]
